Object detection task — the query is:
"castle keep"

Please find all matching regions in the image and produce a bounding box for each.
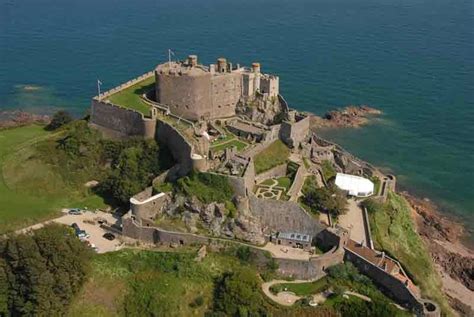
[156,56,279,121]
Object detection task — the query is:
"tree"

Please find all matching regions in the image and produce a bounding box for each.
[212,268,267,316]
[0,224,92,316]
[302,184,347,218]
[46,110,73,130]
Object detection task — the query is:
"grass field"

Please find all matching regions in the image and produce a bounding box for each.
[0,125,106,234]
[270,277,329,296]
[366,192,453,316]
[107,76,154,116]
[67,248,269,316]
[254,140,290,174]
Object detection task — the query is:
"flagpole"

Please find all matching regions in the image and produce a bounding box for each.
[97,79,101,100]
[168,49,171,68]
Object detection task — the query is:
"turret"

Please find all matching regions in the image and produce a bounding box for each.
[217,58,227,73]
[187,55,198,67]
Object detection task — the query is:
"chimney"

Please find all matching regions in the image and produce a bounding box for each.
[217,58,227,73]
[187,55,198,67]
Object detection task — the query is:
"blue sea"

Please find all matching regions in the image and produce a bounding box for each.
[1,0,473,236]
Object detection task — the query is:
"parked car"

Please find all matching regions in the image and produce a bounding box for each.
[71,223,89,239]
[103,232,115,241]
[68,208,82,215]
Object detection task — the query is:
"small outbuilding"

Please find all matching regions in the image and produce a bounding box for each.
[335,173,374,197]
[271,231,312,250]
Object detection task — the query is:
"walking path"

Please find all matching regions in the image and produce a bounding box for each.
[338,198,366,246]
[261,278,372,307]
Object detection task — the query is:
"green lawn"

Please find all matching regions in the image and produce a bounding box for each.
[366,192,453,316]
[320,160,336,181]
[0,125,106,234]
[107,76,155,116]
[276,176,292,190]
[270,277,329,296]
[254,140,290,174]
[211,139,247,152]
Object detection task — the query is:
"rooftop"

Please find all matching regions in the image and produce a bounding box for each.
[277,232,311,243]
[335,173,374,197]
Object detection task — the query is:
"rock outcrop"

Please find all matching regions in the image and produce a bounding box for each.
[310,105,381,129]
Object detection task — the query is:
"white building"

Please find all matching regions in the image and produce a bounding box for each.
[335,173,374,197]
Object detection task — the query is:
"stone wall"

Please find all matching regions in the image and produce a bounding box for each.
[123,215,210,245]
[344,248,425,313]
[90,99,156,139]
[155,119,193,176]
[287,163,307,201]
[254,163,287,183]
[130,187,168,223]
[279,115,310,148]
[123,215,344,280]
[242,158,255,195]
[276,247,344,280]
[157,71,212,121]
[97,71,154,100]
[156,68,242,121]
[249,194,324,237]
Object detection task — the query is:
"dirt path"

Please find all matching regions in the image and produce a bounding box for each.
[261,279,313,306]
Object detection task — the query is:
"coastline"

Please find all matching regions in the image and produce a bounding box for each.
[403,192,474,315]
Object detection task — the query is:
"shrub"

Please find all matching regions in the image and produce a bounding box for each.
[321,160,336,181]
[236,246,251,262]
[302,184,347,218]
[46,110,73,130]
[212,268,267,316]
[177,172,233,204]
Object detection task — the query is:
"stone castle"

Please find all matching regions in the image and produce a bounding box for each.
[89,54,439,317]
[156,56,278,121]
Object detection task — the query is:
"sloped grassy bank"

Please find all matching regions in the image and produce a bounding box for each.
[364,192,453,315]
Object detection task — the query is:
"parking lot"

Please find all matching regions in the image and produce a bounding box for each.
[18,210,123,254]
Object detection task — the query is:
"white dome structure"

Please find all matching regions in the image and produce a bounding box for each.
[335,173,374,197]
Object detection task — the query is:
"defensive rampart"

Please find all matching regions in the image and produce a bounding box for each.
[344,247,425,314]
[90,99,156,139]
[90,71,156,139]
[155,119,193,176]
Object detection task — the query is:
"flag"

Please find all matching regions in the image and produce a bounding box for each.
[97,79,102,86]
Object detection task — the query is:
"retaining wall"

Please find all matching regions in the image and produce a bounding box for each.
[155,119,193,176]
[276,247,344,280]
[123,215,344,280]
[249,194,324,237]
[287,163,306,201]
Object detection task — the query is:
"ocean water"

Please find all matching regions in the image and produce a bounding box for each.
[1,0,473,234]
